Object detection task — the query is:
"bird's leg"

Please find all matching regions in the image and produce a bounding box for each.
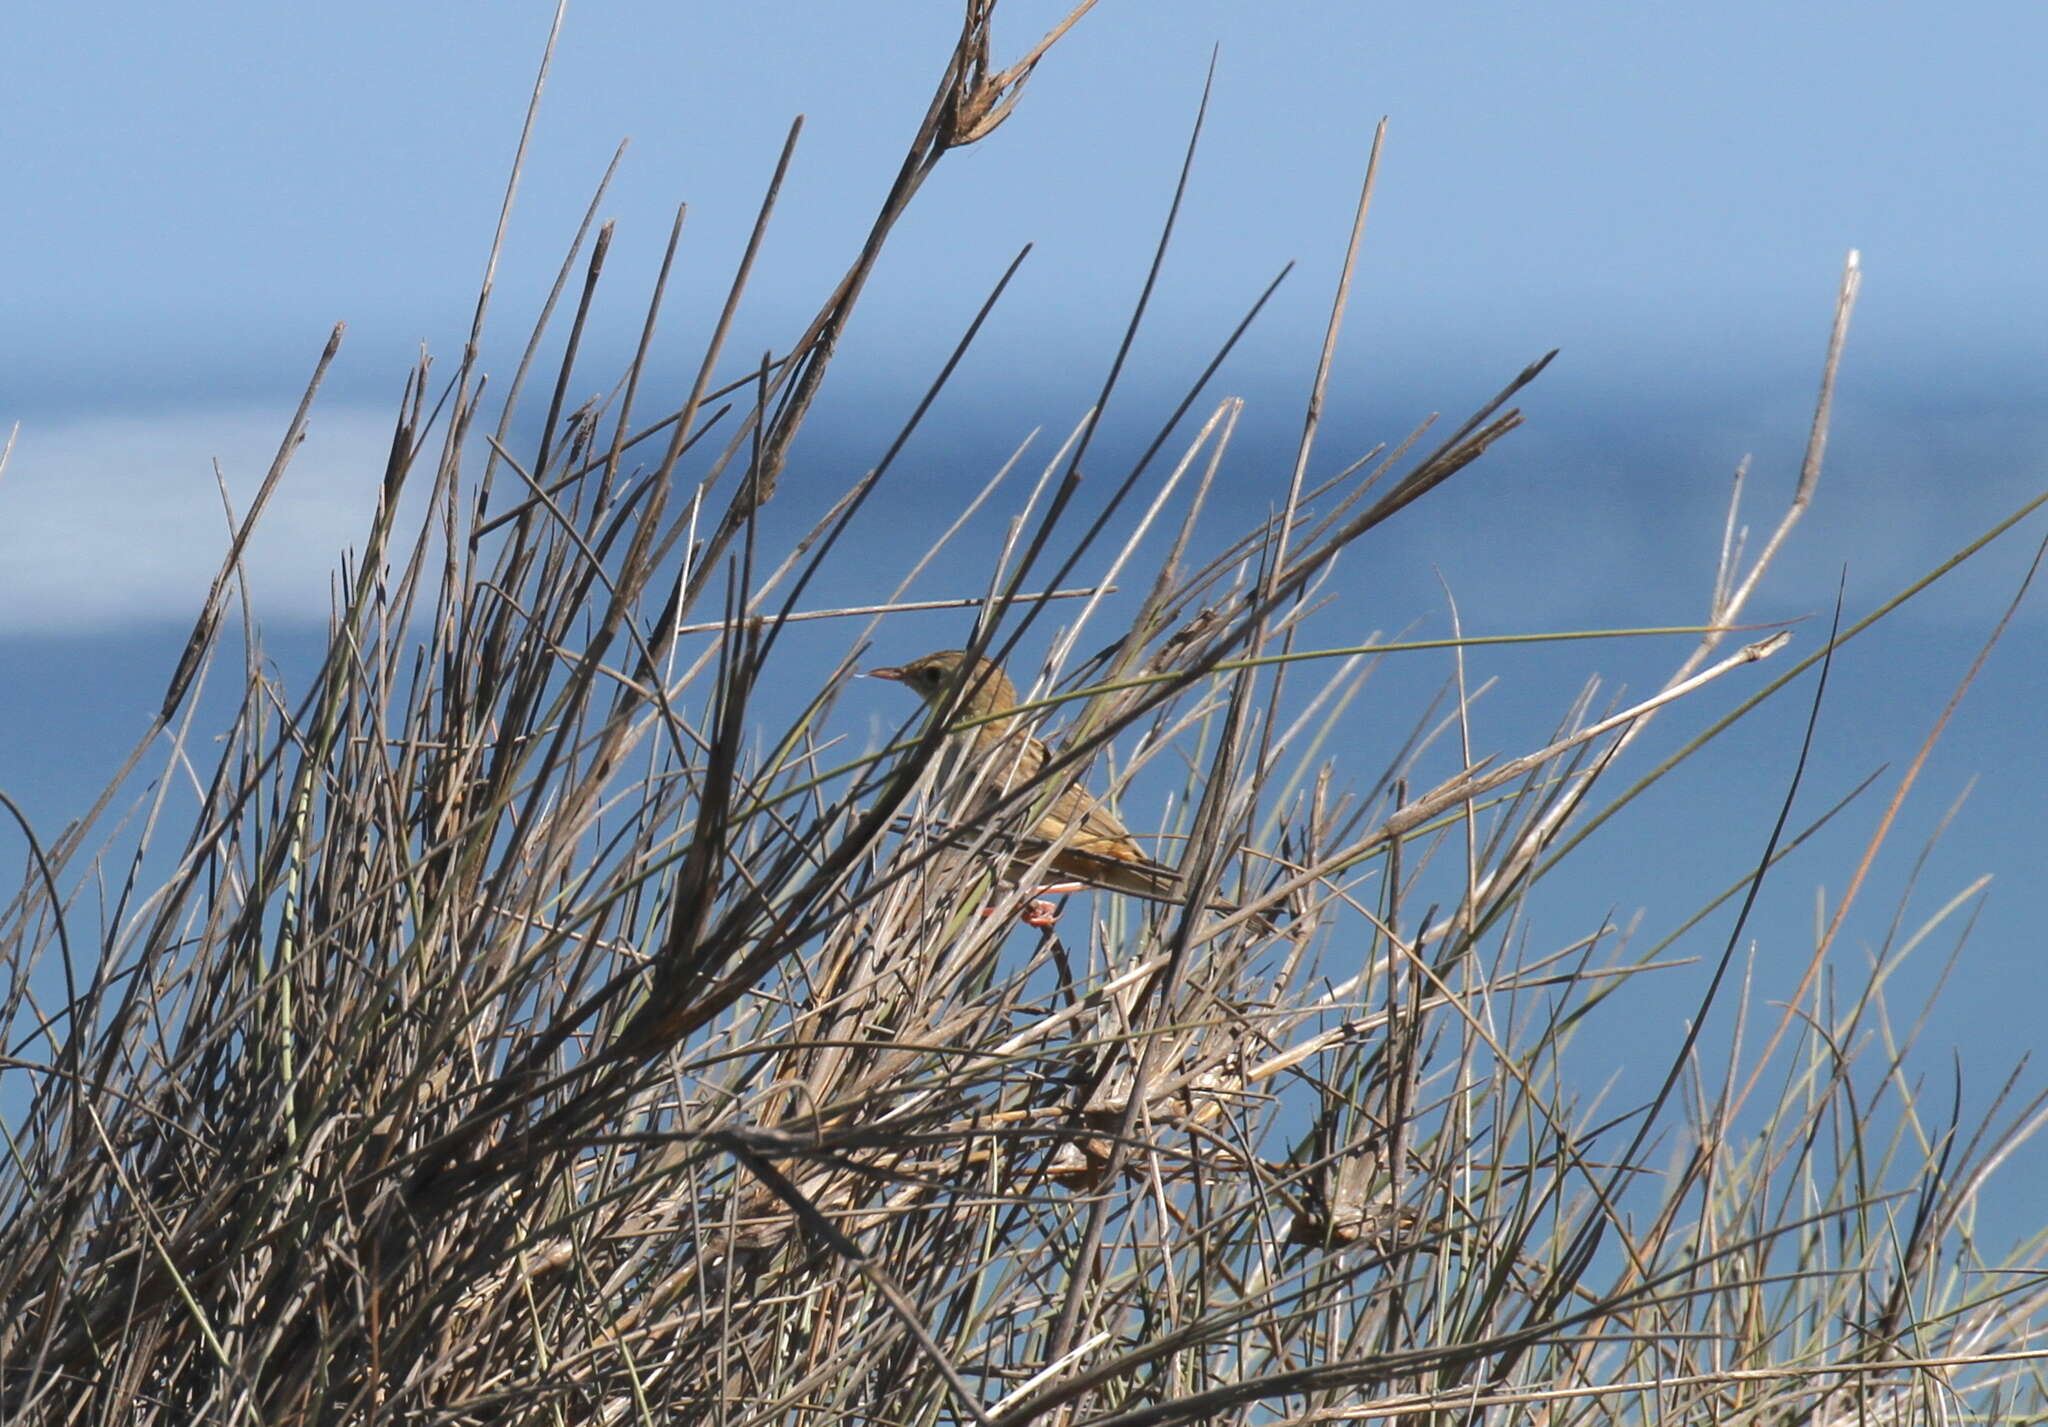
[1020,882,1087,928]
[973,881,1087,928]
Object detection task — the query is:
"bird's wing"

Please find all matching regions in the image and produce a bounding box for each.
[974,730,1263,915]
[1011,756,1273,923]
[1045,843,1186,899]
[1026,778,1182,896]
[1065,791,1149,864]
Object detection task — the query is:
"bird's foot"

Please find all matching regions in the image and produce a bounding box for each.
[979,899,1063,926]
[1019,882,1086,928]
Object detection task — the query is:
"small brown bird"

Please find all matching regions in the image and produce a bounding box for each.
[869,648,1251,924]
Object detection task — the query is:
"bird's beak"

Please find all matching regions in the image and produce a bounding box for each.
[866,666,905,682]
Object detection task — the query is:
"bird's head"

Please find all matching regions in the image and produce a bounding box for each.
[868,649,1019,729]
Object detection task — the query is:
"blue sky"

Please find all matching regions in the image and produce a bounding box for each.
[6,2,2045,631]
[5,4,2048,1148]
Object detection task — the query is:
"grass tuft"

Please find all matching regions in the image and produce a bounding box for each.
[3,9,2044,1425]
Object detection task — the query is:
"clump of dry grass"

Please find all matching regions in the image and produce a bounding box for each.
[4,5,2046,1423]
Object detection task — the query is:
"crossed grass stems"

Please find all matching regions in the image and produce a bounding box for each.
[4,3,2048,1423]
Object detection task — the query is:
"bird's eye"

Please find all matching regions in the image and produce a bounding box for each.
[917,666,941,685]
